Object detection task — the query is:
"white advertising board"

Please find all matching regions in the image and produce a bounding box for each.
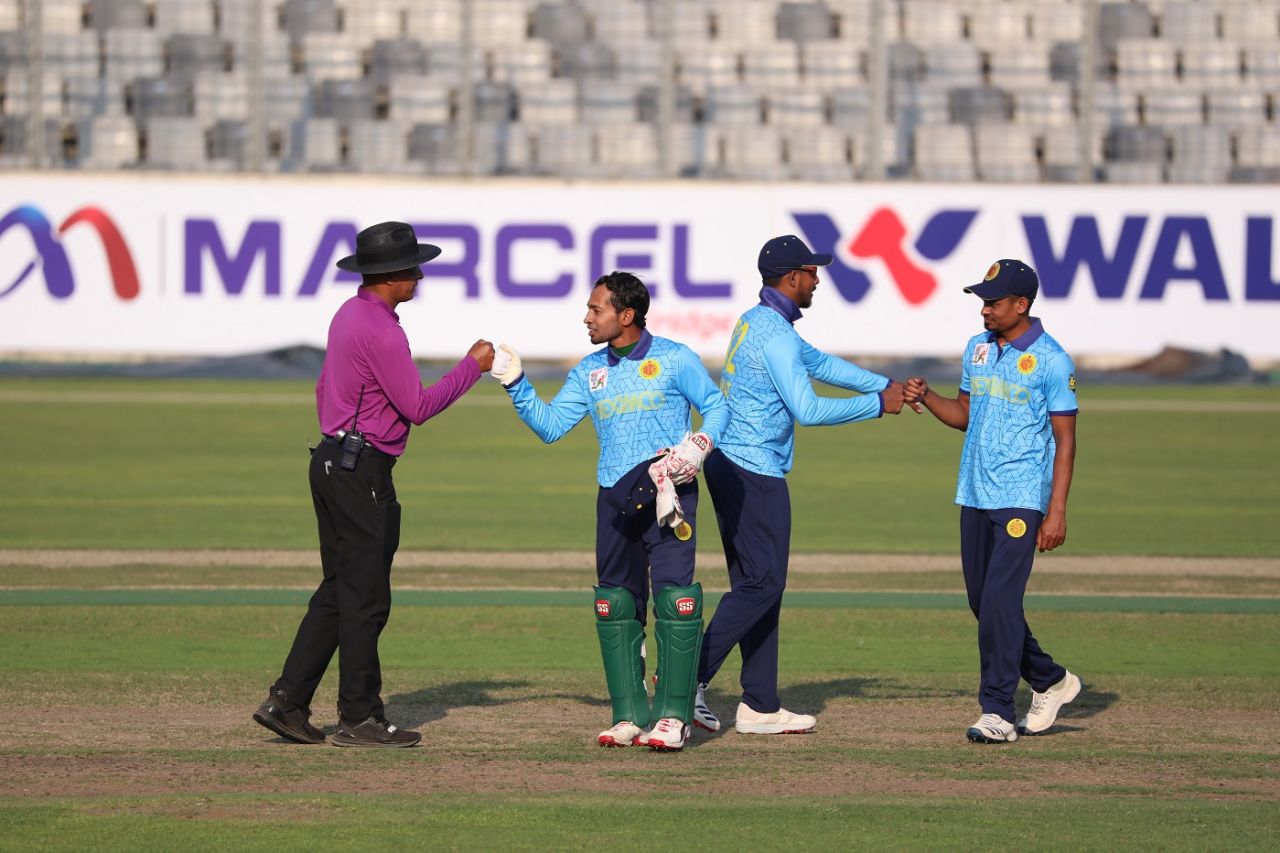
[1,174,1277,360]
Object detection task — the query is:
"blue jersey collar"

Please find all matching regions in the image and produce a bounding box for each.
[988,317,1044,351]
[759,286,802,324]
[606,328,654,366]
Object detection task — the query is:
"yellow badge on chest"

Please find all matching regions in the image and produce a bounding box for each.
[1006,518,1027,538]
[674,521,692,541]
[1017,353,1037,375]
[638,358,662,380]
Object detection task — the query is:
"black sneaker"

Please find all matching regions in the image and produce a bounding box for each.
[252,688,325,744]
[331,716,422,748]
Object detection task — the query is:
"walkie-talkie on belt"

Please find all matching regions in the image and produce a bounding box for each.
[338,385,366,471]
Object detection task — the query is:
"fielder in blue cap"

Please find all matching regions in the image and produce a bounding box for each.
[690,235,908,737]
[905,259,1083,745]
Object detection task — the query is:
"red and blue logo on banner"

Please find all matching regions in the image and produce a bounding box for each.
[0,205,139,300]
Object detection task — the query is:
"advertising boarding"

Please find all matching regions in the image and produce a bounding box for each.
[1,174,1277,360]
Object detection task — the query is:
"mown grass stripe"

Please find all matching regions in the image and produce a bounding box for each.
[0,589,1276,614]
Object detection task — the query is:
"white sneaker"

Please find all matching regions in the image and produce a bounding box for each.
[734,703,816,735]
[967,713,1019,743]
[597,721,644,747]
[693,683,720,732]
[1018,670,1082,735]
[646,717,690,751]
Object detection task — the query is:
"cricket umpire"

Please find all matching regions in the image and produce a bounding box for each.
[695,235,906,736]
[905,259,1082,744]
[491,272,729,751]
[254,221,494,747]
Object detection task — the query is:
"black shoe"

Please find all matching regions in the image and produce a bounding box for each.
[253,688,325,744]
[331,716,421,748]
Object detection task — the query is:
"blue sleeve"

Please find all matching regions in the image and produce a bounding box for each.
[504,367,589,443]
[762,333,883,426]
[800,338,890,394]
[959,340,973,395]
[674,345,729,445]
[1044,351,1079,415]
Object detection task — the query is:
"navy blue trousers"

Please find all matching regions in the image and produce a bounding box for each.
[595,481,699,622]
[960,506,1066,723]
[697,450,790,714]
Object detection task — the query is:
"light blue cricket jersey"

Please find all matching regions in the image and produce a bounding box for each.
[716,288,890,478]
[957,318,1079,513]
[505,329,730,487]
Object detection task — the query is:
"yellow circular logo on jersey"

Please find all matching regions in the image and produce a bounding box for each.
[1017,353,1038,375]
[1006,518,1027,538]
[984,262,1001,281]
[638,359,662,380]
[674,521,692,541]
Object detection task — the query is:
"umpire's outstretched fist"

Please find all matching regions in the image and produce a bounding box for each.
[467,339,496,372]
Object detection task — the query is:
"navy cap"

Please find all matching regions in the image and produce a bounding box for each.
[603,456,663,519]
[758,235,834,281]
[964,259,1039,300]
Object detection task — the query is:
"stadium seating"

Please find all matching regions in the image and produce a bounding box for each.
[0,0,1274,182]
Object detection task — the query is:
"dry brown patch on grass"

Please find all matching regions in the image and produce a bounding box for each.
[3,699,1276,802]
[3,550,1278,581]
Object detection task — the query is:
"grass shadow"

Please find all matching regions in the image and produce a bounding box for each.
[387,680,606,728]
[1059,688,1119,720]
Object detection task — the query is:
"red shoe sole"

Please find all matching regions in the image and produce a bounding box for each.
[693,720,718,732]
[648,744,684,751]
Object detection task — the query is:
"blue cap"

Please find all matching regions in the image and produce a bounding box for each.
[758,235,834,281]
[964,259,1039,300]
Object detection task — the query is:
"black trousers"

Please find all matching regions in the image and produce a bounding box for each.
[273,439,401,722]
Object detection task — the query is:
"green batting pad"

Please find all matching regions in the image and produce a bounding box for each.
[593,586,649,727]
[652,583,704,723]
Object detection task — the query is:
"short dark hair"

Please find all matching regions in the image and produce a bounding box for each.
[763,275,783,288]
[594,271,650,328]
[361,266,421,286]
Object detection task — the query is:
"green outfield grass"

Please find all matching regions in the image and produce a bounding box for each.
[1,377,1277,849]
[0,603,1276,849]
[3,377,1279,555]
[2,796,1276,852]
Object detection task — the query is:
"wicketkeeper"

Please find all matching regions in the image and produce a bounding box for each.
[492,272,729,751]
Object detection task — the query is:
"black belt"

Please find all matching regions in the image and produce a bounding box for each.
[320,435,396,462]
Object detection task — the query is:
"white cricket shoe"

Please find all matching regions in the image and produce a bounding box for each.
[1018,670,1082,735]
[597,721,644,747]
[693,683,720,732]
[647,717,690,751]
[967,713,1019,743]
[734,703,816,735]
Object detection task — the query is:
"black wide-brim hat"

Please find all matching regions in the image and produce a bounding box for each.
[336,221,442,275]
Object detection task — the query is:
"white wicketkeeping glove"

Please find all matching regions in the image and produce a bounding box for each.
[490,343,523,386]
[649,455,685,529]
[663,431,713,485]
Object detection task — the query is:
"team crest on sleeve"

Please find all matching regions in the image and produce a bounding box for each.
[1069,373,1077,391]
[972,343,991,365]
[589,367,609,392]
[638,359,662,380]
[1017,353,1038,375]
[1006,518,1027,538]
[674,521,692,541]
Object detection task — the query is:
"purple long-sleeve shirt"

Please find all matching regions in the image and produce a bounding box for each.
[316,289,481,456]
